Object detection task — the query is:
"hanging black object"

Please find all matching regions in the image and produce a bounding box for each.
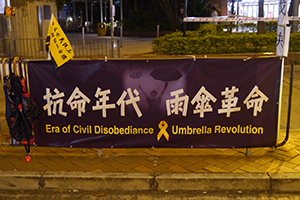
[150,66,182,82]
[2,57,40,159]
[15,58,40,125]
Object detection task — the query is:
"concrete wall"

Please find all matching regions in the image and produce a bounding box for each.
[0,0,57,57]
[10,0,57,38]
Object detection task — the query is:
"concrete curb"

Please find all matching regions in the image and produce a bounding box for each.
[0,171,300,192]
[269,173,300,192]
[156,173,270,191]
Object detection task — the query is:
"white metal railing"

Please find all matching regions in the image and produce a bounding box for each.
[0,37,120,59]
[184,16,300,23]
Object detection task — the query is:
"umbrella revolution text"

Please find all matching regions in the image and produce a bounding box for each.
[45,124,263,135]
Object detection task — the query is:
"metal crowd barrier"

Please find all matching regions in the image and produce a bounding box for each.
[0,37,120,59]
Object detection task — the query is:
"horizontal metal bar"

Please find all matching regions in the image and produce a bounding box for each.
[184,16,300,22]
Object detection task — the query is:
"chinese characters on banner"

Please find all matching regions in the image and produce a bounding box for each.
[28,58,282,149]
[42,85,268,119]
[46,14,74,68]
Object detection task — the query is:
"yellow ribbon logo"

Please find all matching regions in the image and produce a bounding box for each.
[157,120,169,141]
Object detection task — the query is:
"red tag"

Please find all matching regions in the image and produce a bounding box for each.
[25,155,31,162]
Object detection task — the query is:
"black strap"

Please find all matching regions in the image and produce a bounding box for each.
[24,140,30,154]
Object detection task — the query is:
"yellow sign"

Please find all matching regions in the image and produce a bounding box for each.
[46,14,74,68]
[157,121,169,141]
[4,7,15,17]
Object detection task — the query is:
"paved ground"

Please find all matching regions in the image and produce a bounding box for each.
[1,37,300,194]
[0,130,299,173]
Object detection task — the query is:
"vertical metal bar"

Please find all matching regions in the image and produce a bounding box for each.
[34,38,37,58]
[100,0,103,23]
[98,38,100,58]
[120,0,123,47]
[85,0,88,25]
[22,39,25,58]
[98,39,101,58]
[3,39,6,57]
[276,58,285,143]
[30,38,34,58]
[99,39,101,58]
[96,38,98,58]
[104,1,107,22]
[72,40,76,58]
[37,6,43,50]
[111,38,114,58]
[110,0,114,41]
[91,3,93,24]
[25,39,29,58]
[74,40,77,58]
[86,38,89,57]
[90,38,92,57]
[104,38,106,57]
[12,38,16,57]
[104,39,106,57]
[32,38,34,58]
[44,38,47,58]
[86,38,88,57]
[13,38,17,57]
[1,58,5,82]
[99,38,101,58]
[82,27,85,48]
[28,38,31,58]
[183,0,188,36]
[27,39,29,58]
[33,38,35,58]
[21,60,25,78]
[106,39,108,57]
[101,39,104,58]
[98,38,101,58]
[237,0,239,16]
[82,36,86,57]
[91,38,94,57]
[87,38,89,58]
[12,38,15,57]
[103,38,105,57]
[25,61,30,94]
[276,58,294,147]
[117,39,120,58]
[93,38,95,58]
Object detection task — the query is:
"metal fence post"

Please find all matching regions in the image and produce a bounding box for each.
[82,27,85,48]
[111,38,114,58]
[117,39,120,58]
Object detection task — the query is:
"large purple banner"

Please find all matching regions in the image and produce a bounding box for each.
[28,57,282,148]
